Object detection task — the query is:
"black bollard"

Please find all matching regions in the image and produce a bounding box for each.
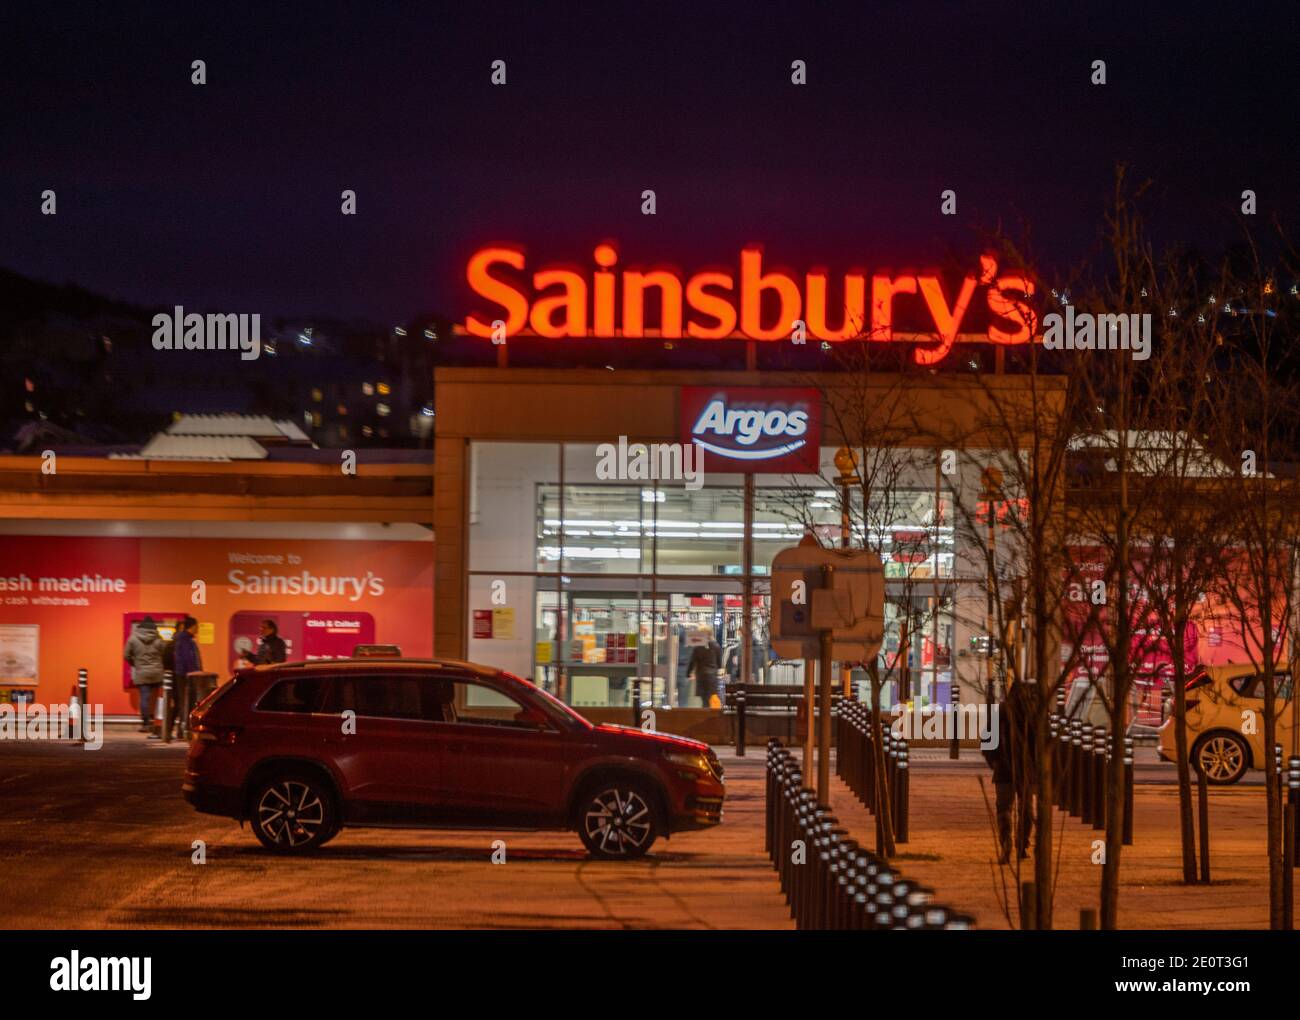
[1196,764,1211,884]
[895,741,909,843]
[162,669,176,744]
[736,688,747,756]
[1092,735,1106,832]
[1123,736,1134,845]
[76,667,89,745]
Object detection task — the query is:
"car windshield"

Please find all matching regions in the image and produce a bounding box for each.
[502,671,593,731]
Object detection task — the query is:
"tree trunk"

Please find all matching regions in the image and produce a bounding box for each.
[868,661,896,857]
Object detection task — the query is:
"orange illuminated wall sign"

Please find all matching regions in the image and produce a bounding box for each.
[465,245,1038,365]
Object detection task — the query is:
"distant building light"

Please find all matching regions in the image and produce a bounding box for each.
[641,489,665,503]
[362,425,374,438]
[377,381,392,396]
[420,405,434,417]
[361,382,375,396]
[424,328,437,340]
[394,326,407,336]
[376,403,391,417]
[311,388,323,402]
[337,404,348,416]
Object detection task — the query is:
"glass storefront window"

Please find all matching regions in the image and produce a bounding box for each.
[468,440,982,709]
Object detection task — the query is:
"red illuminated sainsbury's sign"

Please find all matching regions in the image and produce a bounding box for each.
[465,245,1037,364]
[680,387,821,473]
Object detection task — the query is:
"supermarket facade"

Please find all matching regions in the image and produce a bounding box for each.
[0,245,1256,725]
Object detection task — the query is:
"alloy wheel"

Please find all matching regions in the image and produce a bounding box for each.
[583,787,653,856]
[256,780,327,848]
[1199,736,1244,782]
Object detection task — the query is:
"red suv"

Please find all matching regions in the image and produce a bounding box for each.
[182,658,724,858]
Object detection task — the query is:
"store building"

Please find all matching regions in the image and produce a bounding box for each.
[434,360,1062,729]
[0,416,434,717]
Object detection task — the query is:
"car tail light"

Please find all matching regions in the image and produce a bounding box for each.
[195,724,242,745]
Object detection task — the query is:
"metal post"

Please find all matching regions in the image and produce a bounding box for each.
[896,741,909,843]
[161,669,174,744]
[1290,758,1300,867]
[1123,736,1134,845]
[1018,881,1037,931]
[1092,734,1106,832]
[1196,764,1211,884]
[816,563,835,804]
[736,689,747,756]
[948,678,960,760]
[1079,725,1093,822]
[76,668,88,745]
[802,659,815,775]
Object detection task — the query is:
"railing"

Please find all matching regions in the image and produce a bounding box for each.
[765,739,970,929]
[834,698,909,842]
[1049,702,1133,845]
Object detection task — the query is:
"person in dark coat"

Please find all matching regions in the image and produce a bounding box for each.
[984,680,1041,862]
[255,619,287,664]
[687,626,722,707]
[173,615,203,678]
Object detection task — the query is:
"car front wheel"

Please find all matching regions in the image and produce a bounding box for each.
[250,773,337,852]
[1193,732,1250,785]
[578,781,660,859]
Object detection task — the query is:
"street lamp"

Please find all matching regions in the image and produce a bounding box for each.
[980,466,1004,706]
[835,447,861,698]
[834,446,861,550]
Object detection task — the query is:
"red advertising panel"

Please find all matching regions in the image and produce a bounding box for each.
[0,535,433,715]
[680,386,822,474]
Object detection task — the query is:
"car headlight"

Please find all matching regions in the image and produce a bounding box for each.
[664,751,709,773]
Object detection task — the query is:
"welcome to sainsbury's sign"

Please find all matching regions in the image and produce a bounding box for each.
[465,245,1037,365]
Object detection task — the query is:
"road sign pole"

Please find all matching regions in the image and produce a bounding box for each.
[803,658,815,773]
[817,564,835,803]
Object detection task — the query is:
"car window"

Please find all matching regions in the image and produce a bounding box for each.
[1229,672,1292,700]
[329,675,443,722]
[1229,674,1262,699]
[448,680,544,730]
[257,676,329,713]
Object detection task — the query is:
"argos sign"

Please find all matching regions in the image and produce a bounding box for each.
[465,244,1037,365]
[681,387,822,473]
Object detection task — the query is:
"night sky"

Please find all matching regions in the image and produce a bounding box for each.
[3,1,1297,324]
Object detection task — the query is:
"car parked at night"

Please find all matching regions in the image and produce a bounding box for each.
[182,658,724,857]
[1157,664,1293,784]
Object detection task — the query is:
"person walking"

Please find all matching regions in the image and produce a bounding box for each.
[123,616,166,736]
[687,625,722,708]
[255,618,287,664]
[984,679,1041,863]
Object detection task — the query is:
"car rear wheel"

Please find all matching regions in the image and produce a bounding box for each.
[250,772,337,853]
[577,781,659,859]
[1193,732,1249,785]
